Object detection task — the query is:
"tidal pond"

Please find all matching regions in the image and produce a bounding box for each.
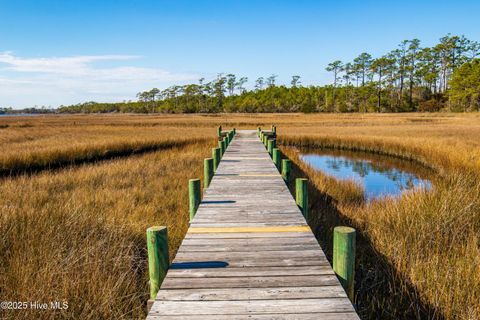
[299,149,432,201]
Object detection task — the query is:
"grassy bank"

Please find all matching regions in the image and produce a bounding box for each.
[0,116,218,175]
[0,139,214,319]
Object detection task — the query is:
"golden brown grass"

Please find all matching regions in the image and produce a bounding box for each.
[1,113,480,319]
[276,115,480,319]
[0,120,215,319]
[0,115,216,175]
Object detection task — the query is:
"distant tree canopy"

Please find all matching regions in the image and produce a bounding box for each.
[449,59,480,111]
[57,34,480,114]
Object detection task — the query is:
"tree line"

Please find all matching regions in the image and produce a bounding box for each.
[58,34,480,114]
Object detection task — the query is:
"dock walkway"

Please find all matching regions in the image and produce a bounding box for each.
[147,130,359,319]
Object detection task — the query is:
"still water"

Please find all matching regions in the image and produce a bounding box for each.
[300,149,432,200]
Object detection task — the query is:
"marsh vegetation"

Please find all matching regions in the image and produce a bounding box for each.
[0,113,479,319]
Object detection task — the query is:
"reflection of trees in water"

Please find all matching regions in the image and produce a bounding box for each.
[351,160,369,177]
[322,155,426,191]
[325,158,370,177]
[305,147,433,181]
[326,158,342,171]
[302,150,433,199]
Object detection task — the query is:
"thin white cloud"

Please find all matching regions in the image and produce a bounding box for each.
[0,52,199,108]
[0,52,138,74]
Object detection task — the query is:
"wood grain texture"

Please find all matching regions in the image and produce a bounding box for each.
[146,130,358,319]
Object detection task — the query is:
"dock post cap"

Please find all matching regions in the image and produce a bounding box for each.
[334,226,356,234]
[147,226,167,232]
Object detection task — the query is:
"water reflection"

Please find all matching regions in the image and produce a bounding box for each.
[300,149,432,200]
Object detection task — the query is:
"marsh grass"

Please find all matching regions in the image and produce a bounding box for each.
[2,113,480,319]
[281,136,480,319]
[0,116,216,176]
[0,139,213,319]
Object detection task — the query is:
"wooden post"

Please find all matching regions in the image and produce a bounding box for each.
[267,139,273,155]
[213,147,221,170]
[146,226,169,301]
[333,226,356,301]
[268,139,276,155]
[188,179,201,221]
[204,158,213,188]
[225,134,230,146]
[273,148,280,169]
[282,159,291,183]
[296,178,308,219]
[218,140,224,156]
[222,139,227,154]
[217,125,222,137]
[233,128,236,134]
[257,127,261,136]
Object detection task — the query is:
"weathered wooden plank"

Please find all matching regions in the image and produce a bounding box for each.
[177,244,320,252]
[149,298,356,315]
[183,232,314,239]
[180,237,319,246]
[161,275,340,289]
[147,313,359,320]
[155,286,347,300]
[166,266,334,278]
[174,250,326,260]
[187,226,310,233]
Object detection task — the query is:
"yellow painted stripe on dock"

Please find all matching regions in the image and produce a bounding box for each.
[238,174,278,177]
[188,226,311,233]
[222,157,266,160]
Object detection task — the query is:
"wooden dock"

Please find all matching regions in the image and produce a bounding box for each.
[147,130,359,319]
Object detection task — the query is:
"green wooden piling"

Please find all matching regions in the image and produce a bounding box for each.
[222,139,227,154]
[225,134,230,147]
[204,158,214,188]
[268,139,276,155]
[273,148,281,169]
[333,226,356,301]
[188,179,201,221]
[282,159,291,183]
[218,140,224,156]
[296,178,308,219]
[267,139,273,155]
[213,147,221,170]
[146,226,169,300]
[217,125,222,137]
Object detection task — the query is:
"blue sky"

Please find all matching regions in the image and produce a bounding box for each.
[1,0,479,108]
